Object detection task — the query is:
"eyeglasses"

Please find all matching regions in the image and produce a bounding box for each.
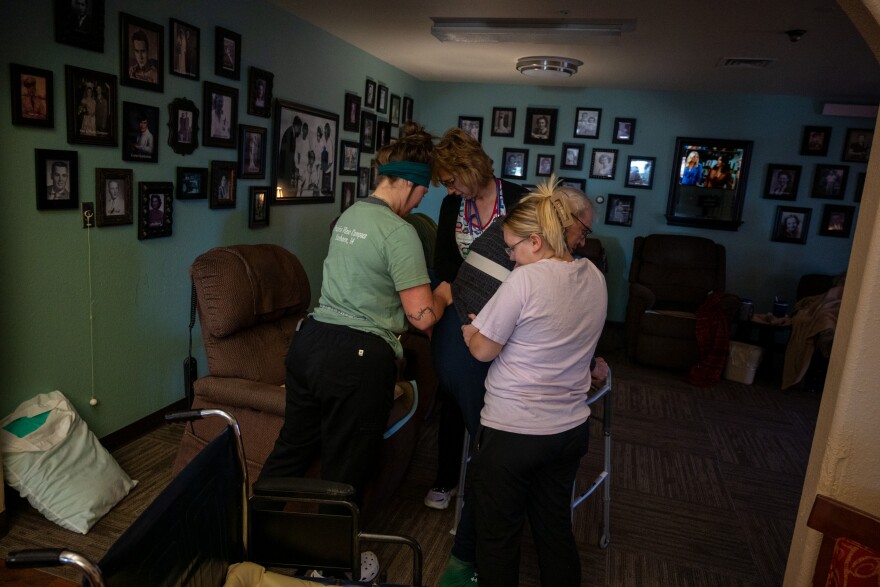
[503,236,531,256]
[439,176,456,188]
[573,215,593,239]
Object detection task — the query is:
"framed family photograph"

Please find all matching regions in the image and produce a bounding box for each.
[364,79,377,109]
[341,182,356,212]
[120,13,163,92]
[855,172,866,202]
[358,166,370,198]
[176,166,207,199]
[138,181,173,240]
[95,168,132,226]
[167,97,199,155]
[11,64,54,128]
[343,92,361,132]
[590,148,618,180]
[339,140,360,176]
[121,101,159,162]
[524,107,558,145]
[239,125,267,179]
[819,204,855,237]
[459,116,483,143]
[612,117,636,145]
[402,96,414,124]
[574,107,601,139]
[377,121,392,149]
[491,107,516,137]
[763,164,801,200]
[811,164,849,199]
[249,186,270,228]
[536,154,554,177]
[35,149,78,210]
[605,194,635,227]
[247,67,273,118]
[65,65,117,146]
[203,81,238,148]
[624,156,655,189]
[501,148,528,180]
[169,19,199,80]
[771,205,811,244]
[377,84,388,114]
[215,27,241,80]
[209,160,237,209]
[360,111,377,154]
[55,0,104,52]
[389,94,401,127]
[560,143,584,170]
[272,99,338,204]
[842,128,872,163]
[800,125,832,157]
[666,136,753,231]
[560,177,586,191]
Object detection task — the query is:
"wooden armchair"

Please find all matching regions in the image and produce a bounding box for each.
[807,493,880,586]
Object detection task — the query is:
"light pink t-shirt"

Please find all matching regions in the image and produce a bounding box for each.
[473,258,607,435]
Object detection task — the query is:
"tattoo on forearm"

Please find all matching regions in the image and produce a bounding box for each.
[407,307,437,322]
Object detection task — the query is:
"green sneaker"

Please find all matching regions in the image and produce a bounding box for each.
[438,554,478,587]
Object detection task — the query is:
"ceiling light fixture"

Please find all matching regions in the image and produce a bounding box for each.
[516,56,583,78]
[430,18,636,45]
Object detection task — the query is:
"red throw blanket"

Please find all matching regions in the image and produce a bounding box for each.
[687,291,731,386]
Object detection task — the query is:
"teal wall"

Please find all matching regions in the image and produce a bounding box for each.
[0,0,867,436]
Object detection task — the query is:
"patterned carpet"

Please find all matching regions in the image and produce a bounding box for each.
[0,348,820,586]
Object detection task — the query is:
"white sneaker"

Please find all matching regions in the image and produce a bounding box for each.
[424,486,457,510]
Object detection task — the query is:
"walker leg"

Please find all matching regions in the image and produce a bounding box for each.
[451,430,470,535]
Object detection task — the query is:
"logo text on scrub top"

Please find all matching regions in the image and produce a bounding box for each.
[333,225,368,245]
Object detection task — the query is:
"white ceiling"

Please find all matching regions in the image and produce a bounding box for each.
[270,0,880,101]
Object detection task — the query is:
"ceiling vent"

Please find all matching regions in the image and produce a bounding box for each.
[719,58,776,69]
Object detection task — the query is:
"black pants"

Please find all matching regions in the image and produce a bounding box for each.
[259,318,395,505]
[472,420,589,587]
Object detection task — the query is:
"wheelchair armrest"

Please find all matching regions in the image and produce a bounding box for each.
[252,476,356,501]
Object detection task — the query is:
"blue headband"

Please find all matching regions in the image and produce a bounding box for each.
[377,161,431,188]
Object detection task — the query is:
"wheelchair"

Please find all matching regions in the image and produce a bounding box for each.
[5,409,423,587]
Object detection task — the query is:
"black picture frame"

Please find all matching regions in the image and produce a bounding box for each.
[402,96,413,124]
[167,97,200,155]
[855,172,866,203]
[370,158,378,190]
[574,107,601,139]
[343,92,361,132]
[605,194,635,227]
[249,186,270,228]
[209,160,237,209]
[389,94,401,127]
[247,67,273,118]
[176,166,207,199]
[559,177,586,191]
[763,164,802,200]
[624,156,655,189]
[590,148,618,180]
[666,137,753,231]
[800,126,832,157]
[560,143,584,170]
[377,121,392,149]
[239,124,267,179]
[771,205,811,244]
[54,0,105,53]
[341,182,356,212]
[65,65,117,146]
[612,117,636,145]
[35,149,78,210]
[364,79,377,109]
[842,128,873,163]
[95,168,133,226]
[459,116,483,143]
[203,81,238,149]
[377,84,388,114]
[524,107,558,146]
[811,164,849,199]
[536,154,554,177]
[357,166,370,198]
[501,148,528,180]
[214,27,241,80]
[11,64,54,128]
[120,13,163,92]
[491,107,516,138]
[137,181,173,239]
[360,111,377,154]
[339,140,360,176]
[819,204,855,237]
[169,19,199,80]
[121,101,159,163]
[272,99,338,204]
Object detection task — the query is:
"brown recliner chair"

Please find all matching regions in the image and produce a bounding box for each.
[172,243,435,524]
[625,234,739,369]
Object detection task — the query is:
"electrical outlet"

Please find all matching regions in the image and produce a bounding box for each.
[81,202,95,229]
